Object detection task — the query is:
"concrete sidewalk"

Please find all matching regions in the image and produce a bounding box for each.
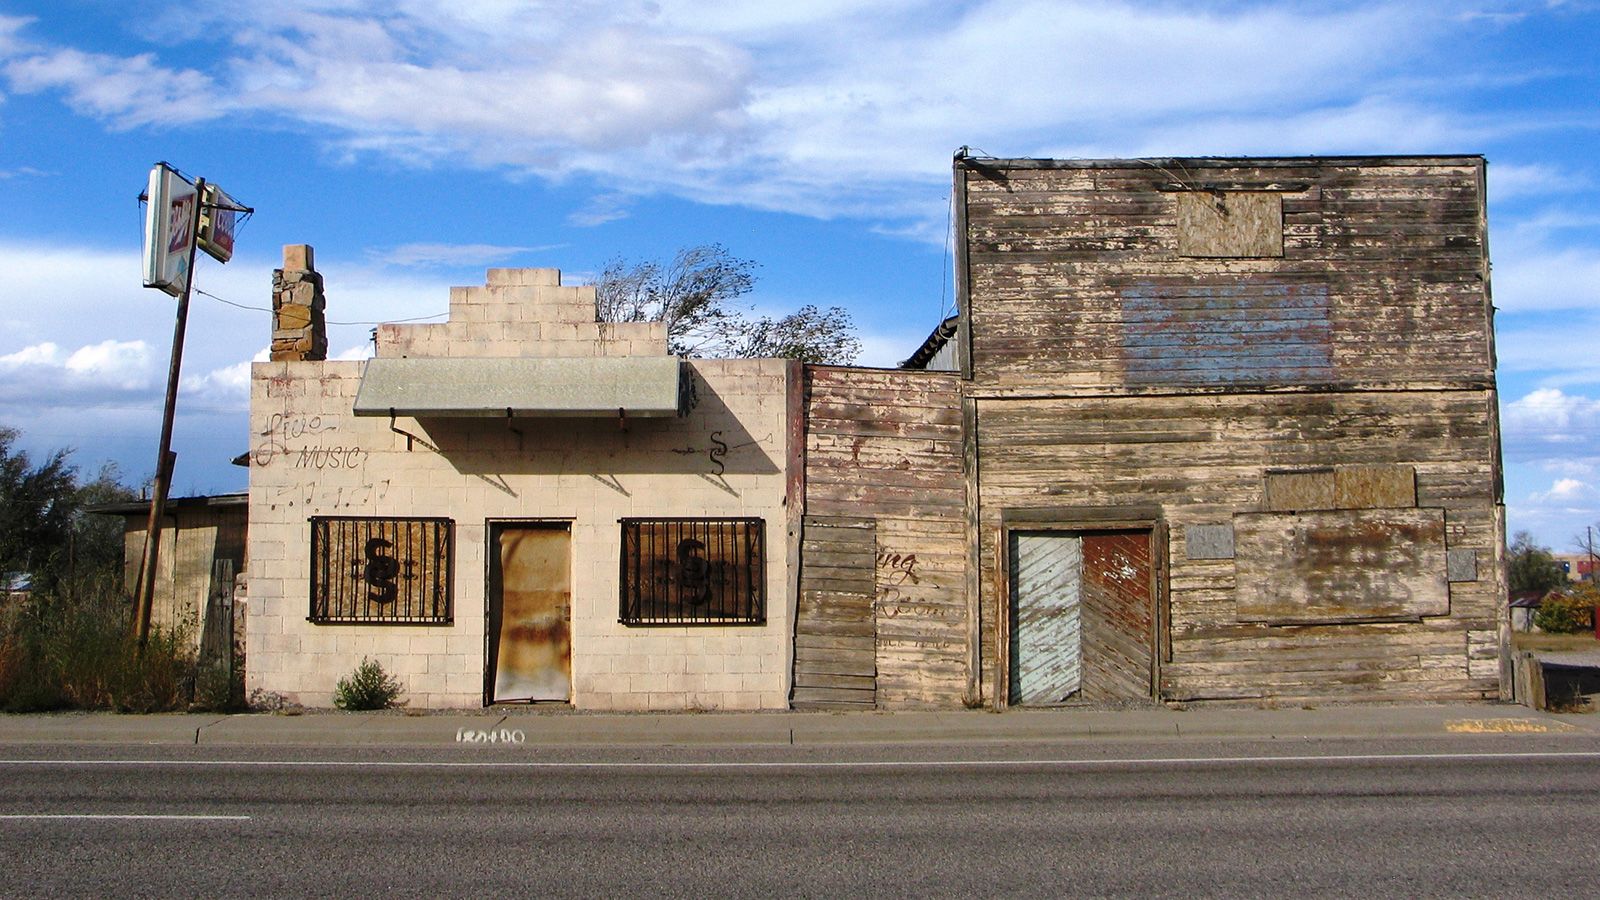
[1,703,1594,747]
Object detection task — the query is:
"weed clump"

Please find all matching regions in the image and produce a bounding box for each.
[332,657,404,711]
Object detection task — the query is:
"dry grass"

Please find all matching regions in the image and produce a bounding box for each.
[1512,631,1600,652]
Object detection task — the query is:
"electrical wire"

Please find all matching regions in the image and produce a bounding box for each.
[193,288,448,325]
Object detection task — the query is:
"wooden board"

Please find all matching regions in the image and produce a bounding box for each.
[802,367,969,708]
[1009,533,1083,704]
[793,515,876,708]
[1234,508,1449,624]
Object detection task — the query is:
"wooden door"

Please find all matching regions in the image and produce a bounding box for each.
[792,515,877,708]
[1010,533,1083,704]
[487,524,571,703]
[1010,529,1154,705]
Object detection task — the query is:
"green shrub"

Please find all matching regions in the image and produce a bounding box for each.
[0,576,195,712]
[333,657,404,710]
[1533,588,1598,635]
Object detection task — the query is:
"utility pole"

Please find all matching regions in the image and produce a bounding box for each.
[134,177,205,650]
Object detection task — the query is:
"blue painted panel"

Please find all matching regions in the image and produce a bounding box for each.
[1010,533,1082,705]
[1120,282,1333,385]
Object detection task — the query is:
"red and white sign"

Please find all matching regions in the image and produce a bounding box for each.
[197,183,237,264]
[142,163,197,297]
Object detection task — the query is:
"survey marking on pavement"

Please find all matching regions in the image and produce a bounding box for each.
[1446,718,1574,734]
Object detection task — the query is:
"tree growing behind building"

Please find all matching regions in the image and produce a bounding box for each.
[594,244,862,364]
[1508,531,1568,594]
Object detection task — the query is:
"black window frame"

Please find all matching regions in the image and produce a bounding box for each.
[619,517,765,626]
[309,516,454,625]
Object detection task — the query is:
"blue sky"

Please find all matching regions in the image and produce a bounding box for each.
[0,1,1597,551]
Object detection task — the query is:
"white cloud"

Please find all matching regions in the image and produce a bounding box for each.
[0,342,60,365]
[372,243,554,268]
[181,359,253,402]
[1494,245,1600,312]
[1531,477,1598,504]
[0,1,1514,224]
[0,337,155,406]
[3,48,218,128]
[1490,162,1583,200]
[567,193,635,228]
[1502,387,1600,447]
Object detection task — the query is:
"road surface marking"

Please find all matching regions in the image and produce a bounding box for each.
[2,750,1599,770]
[1446,718,1574,733]
[0,814,249,821]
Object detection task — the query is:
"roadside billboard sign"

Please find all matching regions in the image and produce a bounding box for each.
[142,163,197,297]
[197,183,238,264]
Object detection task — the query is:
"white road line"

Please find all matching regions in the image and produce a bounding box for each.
[0,750,1597,770]
[0,814,250,821]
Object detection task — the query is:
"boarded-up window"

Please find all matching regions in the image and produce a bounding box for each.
[1176,191,1283,257]
[310,517,452,624]
[1234,508,1448,624]
[620,518,765,625]
[1120,281,1332,386]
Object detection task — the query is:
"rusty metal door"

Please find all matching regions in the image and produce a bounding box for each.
[1010,529,1154,705]
[487,524,571,704]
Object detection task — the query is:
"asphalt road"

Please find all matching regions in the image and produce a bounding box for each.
[3,737,1598,897]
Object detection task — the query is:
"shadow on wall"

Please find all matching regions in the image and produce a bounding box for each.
[409,370,781,481]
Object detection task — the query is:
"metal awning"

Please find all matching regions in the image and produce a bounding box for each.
[352,356,684,418]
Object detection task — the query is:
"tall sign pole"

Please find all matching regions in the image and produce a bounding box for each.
[134,175,206,649]
[133,165,246,649]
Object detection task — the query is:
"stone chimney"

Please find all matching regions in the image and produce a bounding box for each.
[271,244,327,361]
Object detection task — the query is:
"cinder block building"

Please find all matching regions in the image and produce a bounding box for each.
[246,248,798,710]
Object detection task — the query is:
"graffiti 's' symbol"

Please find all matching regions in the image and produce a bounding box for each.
[709,431,728,476]
[676,538,712,607]
[364,537,400,604]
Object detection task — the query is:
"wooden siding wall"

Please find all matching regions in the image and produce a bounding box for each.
[962,160,1494,393]
[802,366,968,706]
[121,507,248,658]
[975,392,1501,702]
[963,158,1504,705]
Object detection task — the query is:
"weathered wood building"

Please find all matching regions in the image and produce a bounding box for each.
[799,154,1506,708]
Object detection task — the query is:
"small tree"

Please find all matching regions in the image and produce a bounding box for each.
[594,244,861,364]
[1508,531,1568,594]
[1533,585,1599,635]
[0,425,76,590]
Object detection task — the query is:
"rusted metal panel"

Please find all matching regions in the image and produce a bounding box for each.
[1009,533,1082,704]
[1234,508,1449,624]
[1080,532,1156,701]
[1176,191,1284,257]
[488,525,570,703]
[1335,464,1416,509]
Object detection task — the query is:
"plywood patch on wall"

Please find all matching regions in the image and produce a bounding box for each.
[1176,191,1283,258]
[1234,507,1449,624]
[1335,464,1416,509]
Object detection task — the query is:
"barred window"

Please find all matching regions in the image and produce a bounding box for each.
[620,518,765,625]
[310,517,452,624]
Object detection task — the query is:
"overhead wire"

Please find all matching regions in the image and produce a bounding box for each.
[192,288,447,325]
